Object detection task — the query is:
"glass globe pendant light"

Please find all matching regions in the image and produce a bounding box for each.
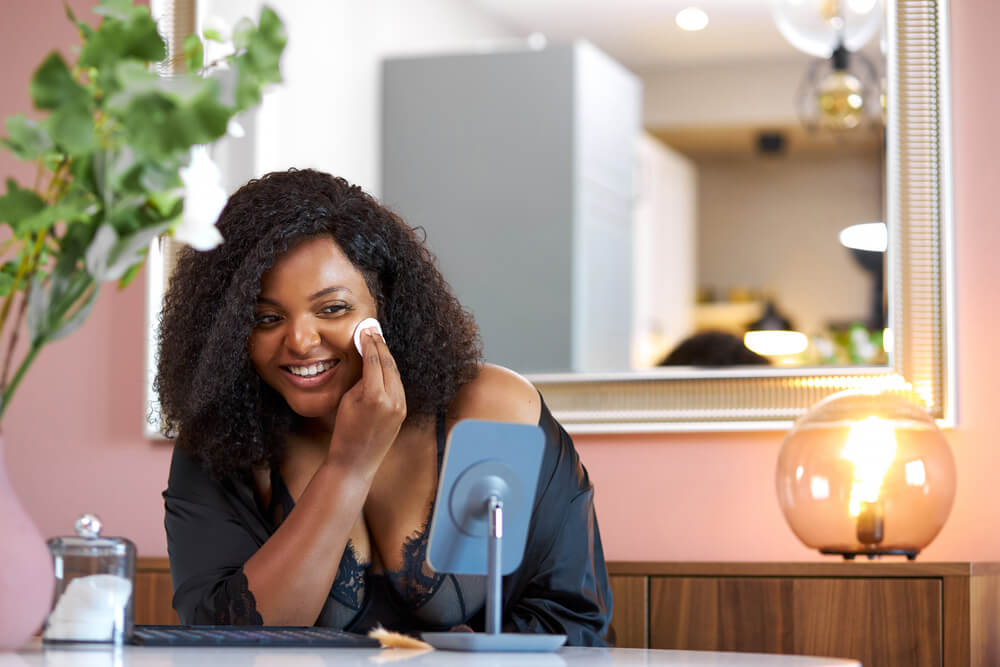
[771,0,884,133]
[776,390,956,559]
[770,0,882,58]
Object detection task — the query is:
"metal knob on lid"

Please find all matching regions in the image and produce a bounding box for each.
[74,513,103,539]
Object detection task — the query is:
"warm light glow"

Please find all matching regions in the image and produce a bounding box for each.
[839,222,887,252]
[795,465,804,481]
[883,327,892,353]
[675,7,709,31]
[841,416,898,516]
[810,476,830,500]
[905,459,927,486]
[744,330,809,356]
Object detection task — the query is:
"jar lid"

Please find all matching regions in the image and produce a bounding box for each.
[46,514,136,556]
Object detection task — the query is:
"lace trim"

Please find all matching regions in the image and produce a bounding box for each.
[384,521,446,609]
[212,569,264,625]
[331,541,367,610]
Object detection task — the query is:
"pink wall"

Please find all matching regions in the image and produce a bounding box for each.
[2,0,999,562]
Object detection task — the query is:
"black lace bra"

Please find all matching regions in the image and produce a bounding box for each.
[260,412,486,629]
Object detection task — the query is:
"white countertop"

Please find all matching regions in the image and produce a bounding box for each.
[1,643,861,667]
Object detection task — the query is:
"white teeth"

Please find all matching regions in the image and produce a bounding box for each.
[288,360,333,377]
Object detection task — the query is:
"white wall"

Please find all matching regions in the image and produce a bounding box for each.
[202,0,517,196]
[632,134,696,367]
[696,152,882,335]
[640,57,809,128]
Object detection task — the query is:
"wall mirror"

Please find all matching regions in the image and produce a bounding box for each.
[145,0,953,436]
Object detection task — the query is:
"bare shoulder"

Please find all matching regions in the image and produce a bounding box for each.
[447,363,541,426]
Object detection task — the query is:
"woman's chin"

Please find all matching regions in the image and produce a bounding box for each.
[288,398,340,424]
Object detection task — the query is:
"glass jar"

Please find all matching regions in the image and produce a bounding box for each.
[44,514,136,645]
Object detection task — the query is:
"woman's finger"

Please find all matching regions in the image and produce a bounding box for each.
[360,328,385,395]
[370,331,402,396]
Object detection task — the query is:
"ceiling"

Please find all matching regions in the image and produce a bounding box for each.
[469,0,810,70]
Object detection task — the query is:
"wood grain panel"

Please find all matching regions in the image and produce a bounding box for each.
[608,575,647,648]
[135,558,178,626]
[792,578,940,667]
[943,575,971,667]
[649,577,794,653]
[970,574,1000,667]
[608,561,978,578]
[651,575,940,667]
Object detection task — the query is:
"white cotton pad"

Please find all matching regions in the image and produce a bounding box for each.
[353,317,383,355]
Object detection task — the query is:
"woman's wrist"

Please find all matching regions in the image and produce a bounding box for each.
[322,443,380,488]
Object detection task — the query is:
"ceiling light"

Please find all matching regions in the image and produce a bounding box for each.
[676,7,709,32]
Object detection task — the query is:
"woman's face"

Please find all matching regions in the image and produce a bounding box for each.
[249,236,378,427]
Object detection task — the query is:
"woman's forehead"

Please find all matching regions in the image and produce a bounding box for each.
[259,236,368,296]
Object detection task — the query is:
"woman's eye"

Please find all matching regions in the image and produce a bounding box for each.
[254,314,281,327]
[320,304,350,315]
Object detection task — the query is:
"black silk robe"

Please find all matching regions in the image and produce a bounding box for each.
[163,398,613,646]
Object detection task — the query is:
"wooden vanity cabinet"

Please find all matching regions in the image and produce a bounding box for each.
[607,561,1000,667]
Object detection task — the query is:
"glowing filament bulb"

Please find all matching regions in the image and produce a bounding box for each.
[840,416,897,516]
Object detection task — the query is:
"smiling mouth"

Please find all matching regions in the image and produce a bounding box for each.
[283,359,339,380]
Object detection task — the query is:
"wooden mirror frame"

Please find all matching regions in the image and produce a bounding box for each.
[143,0,954,438]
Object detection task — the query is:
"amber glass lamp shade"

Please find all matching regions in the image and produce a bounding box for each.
[776,390,955,559]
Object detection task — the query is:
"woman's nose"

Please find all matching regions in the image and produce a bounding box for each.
[287,318,321,355]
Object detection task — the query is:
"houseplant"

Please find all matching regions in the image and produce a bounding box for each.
[0,0,285,648]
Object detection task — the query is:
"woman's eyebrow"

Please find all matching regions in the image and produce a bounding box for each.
[256,286,350,306]
[309,286,350,300]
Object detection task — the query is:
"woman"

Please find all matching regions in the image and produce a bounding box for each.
[157,169,611,645]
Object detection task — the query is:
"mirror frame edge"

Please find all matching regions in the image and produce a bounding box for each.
[528,0,956,433]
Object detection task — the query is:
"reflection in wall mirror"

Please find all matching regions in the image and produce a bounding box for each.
[384,0,890,374]
[146,0,953,435]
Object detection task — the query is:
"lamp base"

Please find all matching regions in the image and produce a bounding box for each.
[820,548,919,561]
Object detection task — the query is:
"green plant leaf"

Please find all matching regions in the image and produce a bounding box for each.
[26,275,49,345]
[44,102,97,154]
[147,190,182,217]
[184,34,204,72]
[48,280,97,342]
[92,0,141,21]
[117,260,143,289]
[79,8,166,70]
[64,2,93,37]
[85,220,169,282]
[232,18,255,51]
[104,60,164,107]
[203,28,223,42]
[2,115,54,160]
[29,53,92,110]
[231,8,286,112]
[0,179,46,226]
[16,200,77,236]
[139,158,181,193]
[119,80,230,159]
[0,272,14,298]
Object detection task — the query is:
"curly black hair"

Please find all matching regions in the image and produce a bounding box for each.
[155,169,482,479]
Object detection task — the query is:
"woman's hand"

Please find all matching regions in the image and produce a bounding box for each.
[326,329,407,477]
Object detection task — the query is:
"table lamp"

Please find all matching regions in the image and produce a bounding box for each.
[776,389,955,559]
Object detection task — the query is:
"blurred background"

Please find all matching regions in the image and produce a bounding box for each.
[189,0,889,373]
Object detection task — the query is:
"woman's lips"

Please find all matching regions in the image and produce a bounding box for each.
[282,360,339,388]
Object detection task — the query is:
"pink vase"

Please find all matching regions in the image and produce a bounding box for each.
[0,437,54,650]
